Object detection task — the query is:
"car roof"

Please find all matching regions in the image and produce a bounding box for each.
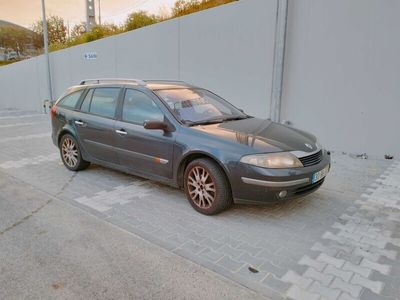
[71,79,198,91]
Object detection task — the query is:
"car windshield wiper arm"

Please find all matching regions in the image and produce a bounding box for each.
[185,118,226,126]
[221,115,252,122]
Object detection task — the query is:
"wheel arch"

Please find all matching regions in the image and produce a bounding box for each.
[57,128,76,147]
[176,151,232,194]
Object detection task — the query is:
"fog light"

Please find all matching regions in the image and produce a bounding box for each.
[278,190,287,198]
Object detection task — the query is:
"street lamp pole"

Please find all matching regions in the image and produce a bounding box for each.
[98,0,102,25]
[41,0,53,102]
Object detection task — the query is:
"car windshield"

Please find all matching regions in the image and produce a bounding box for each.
[155,88,249,125]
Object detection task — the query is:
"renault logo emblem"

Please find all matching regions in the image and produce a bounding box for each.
[305,143,313,150]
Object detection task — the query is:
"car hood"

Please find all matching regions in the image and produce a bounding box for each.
[191,117,318,153]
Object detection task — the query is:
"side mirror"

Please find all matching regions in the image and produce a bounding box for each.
[143,120,171,132]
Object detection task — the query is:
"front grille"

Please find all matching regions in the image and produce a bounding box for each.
[293,179,324,195]
[299,150,323,167]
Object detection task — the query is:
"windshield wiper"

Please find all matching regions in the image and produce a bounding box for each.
[221,115,252,122]
[185,118,225,126]
[184,115,252,127]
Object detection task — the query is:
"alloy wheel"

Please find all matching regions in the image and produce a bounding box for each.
[61,137,79,168]
[187,166,216,209]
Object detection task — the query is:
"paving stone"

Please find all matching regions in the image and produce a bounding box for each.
[338,231,363,242]
[218,236,242,248]
[299,255,327,272]
[342,261,372,278]
[217,256,245,273]
[199,237,224,251]
[238,252,265,268]
[351,273,384,295]
[281,270,313,290]
[309,281,341,300]
[236,242,262,256]
[262,274,291,294]
[311,242,339,257]
[287,285,320,300]
[336,251,363,265]
[330,277,362,298]
[167,234,187,247]
[304,267,334,286]
[176,241,206,255]
[324,265,354,282]
[360,259,390,275]
[185,232,207,243]
[360,236,387,249]
[219,244,244,259]
[338,293,358,300]
[199,248,224,262]
[259,261,287,278]
[360,289,397,300]
[317,253,345,269]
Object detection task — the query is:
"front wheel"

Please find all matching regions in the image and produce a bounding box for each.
[59,134,90,171]
[184,158,232,215]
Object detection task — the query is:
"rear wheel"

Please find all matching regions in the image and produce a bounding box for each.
[184,158,232,215]
[60,134,90,171]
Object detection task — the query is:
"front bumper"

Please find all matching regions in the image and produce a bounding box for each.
[231,150,331,204]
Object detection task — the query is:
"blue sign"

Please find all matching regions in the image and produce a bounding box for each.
[84,52,98,60]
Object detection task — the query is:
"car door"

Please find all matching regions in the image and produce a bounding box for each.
[73,87,121,164]
[114,88,175,179]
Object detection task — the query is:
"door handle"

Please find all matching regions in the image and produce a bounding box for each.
[115,129,127,135]
[75,120,85,126]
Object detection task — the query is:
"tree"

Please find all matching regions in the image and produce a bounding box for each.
[32,15,67,44]
[84,24,121,42]
[0,26,31,52]
[172,0,236,18]
[124,11,158,31]
[71,22,86,39]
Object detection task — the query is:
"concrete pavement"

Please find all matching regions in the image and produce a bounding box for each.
[0,172,265,300]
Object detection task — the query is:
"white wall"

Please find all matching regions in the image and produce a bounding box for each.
[0,0,276,118]
[281,0,400,156]
[0,0,399,156]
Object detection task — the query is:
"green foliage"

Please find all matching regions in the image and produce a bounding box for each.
[32,16,67,44]
[0,60,15,66]
[0,26,31,52]
[49,24,122,52]
[29,0,238,54]
[172,0,237,18]
[124,11,158,31]
[70,22,86,39]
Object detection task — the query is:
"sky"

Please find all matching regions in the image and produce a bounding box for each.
[0,0,177,29]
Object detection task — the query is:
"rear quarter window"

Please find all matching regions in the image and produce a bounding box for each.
[58,90,83,109]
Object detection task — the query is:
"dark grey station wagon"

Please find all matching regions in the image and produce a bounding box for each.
[51,79,330,215]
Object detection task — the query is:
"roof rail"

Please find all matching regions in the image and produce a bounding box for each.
[79,78,146,86]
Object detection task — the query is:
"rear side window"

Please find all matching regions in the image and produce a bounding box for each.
[58,90,83,109]
[89,88,120,118]
[122,89,164,124]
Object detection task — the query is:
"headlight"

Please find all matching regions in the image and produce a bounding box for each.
[240,152,303,169]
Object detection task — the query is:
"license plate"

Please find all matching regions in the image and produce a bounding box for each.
[311,164,330,184]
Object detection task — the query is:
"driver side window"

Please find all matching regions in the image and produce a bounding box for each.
[122,89,164,124]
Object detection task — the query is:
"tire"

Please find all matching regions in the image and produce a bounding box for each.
[184,158,232,215]
[59,134,90,171]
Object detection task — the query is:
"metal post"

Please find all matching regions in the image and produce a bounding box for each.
[98,0,102,25]
[86,0,96,31]
[270,0,288,122]
[41,0,53,102]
